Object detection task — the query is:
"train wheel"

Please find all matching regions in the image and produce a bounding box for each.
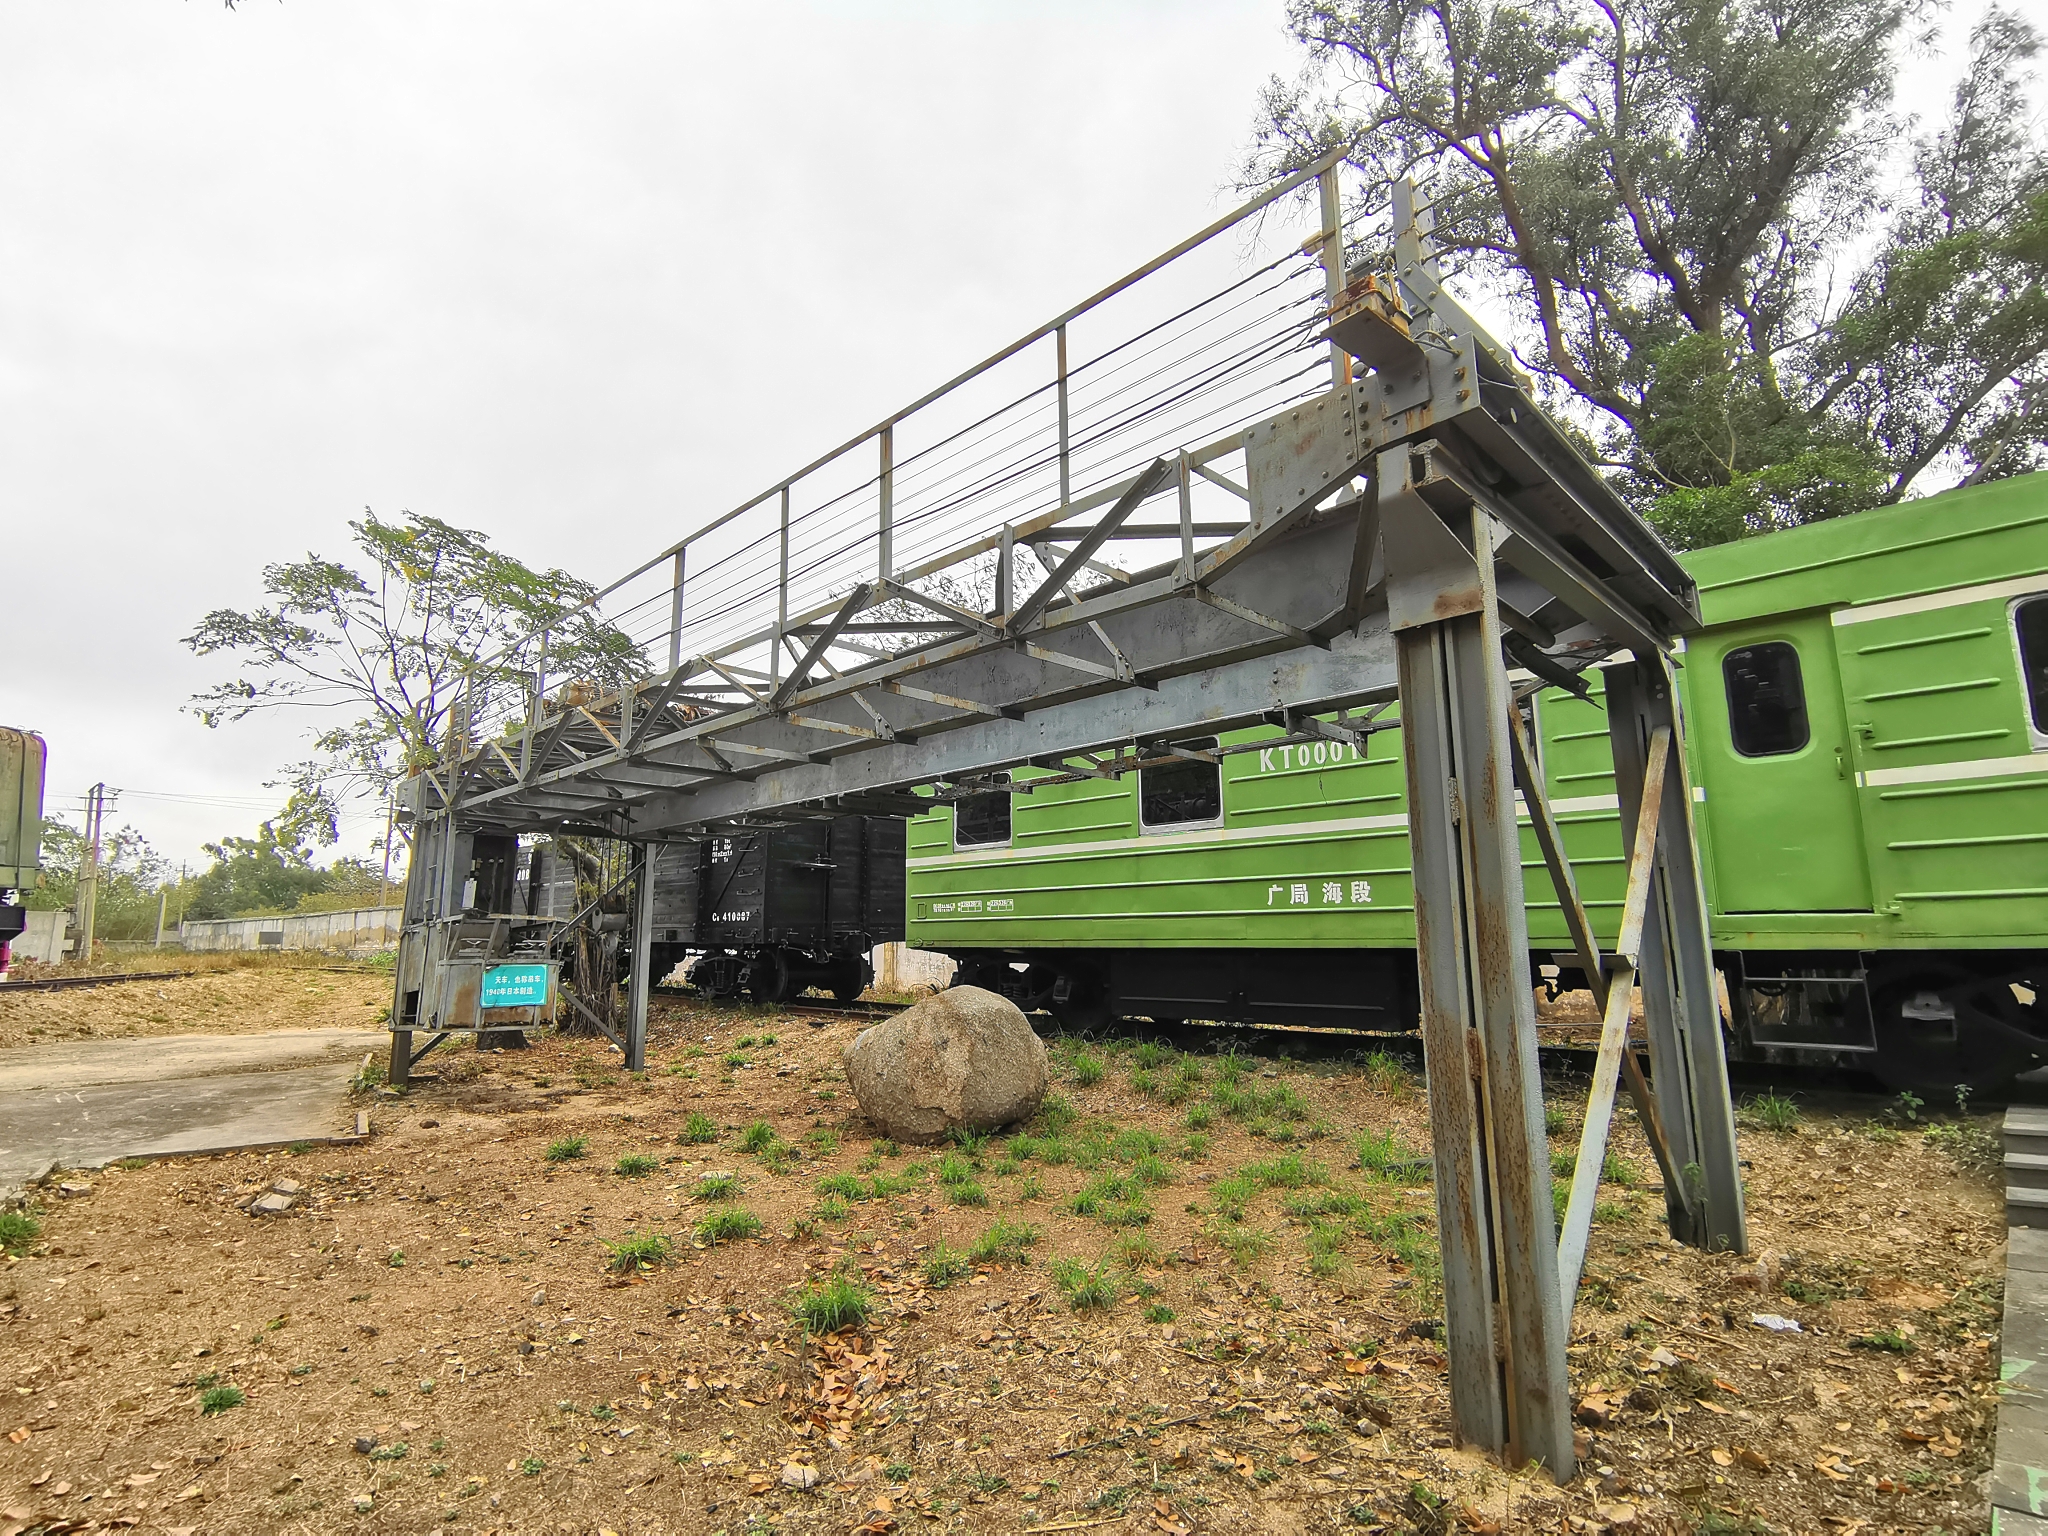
[1868,963,2040,1099]
[749,949,794,1005]
[831,957,872,1003]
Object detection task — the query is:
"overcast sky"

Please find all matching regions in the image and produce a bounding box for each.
[0,1,2015,879]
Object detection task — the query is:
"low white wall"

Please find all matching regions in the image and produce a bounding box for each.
[872,941,956,994]
[13,909,70,964]
[180,906,402,954]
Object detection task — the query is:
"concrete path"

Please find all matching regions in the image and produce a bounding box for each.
[0,1029,379,1193]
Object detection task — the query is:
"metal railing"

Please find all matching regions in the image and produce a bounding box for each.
[455,153,1359,747]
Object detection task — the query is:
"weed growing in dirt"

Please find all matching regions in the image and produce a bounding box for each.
[969,1220,1039,1264]
[1282,1189,1367,1220]
[1243,1153,1326,1189]
[1851,1326,1915,1354]
[545,1136,589,1163]
[814,1197,851,1224]
[1145,1303,1176,1323]
[1184,1103,1215,1131]
[199,1385,246,1415]
[693,1172,741,1201]
[946,1127,990,1158]
[1357,1128,1430,1182]
[1018,1176,1044,1201]
[936,1152,976,1185]
[1543,1104,1568,1136]
[1112,1233,1162,1268]
[369,1442,409,1461]
[605,1233,673,1272]
[519,1458,545,1476]
[1069,1052,1105,1086]
[1134,1040,1172,1068]
[808,1129,840,1157]
[1359,1211,1440,1299]
[614,1154,660,1179]
[1209,1223,1272,1265]
[1070,1172,1150,1226]
[1035,1093,1078,1134]
[1743,1092,1801,1132]
[695,1209,764,1245]
[722,1051,753,1069]
[1361,1048,1411,1096]
[946,1181,990,1207]
[1305,1221,1349,1277]
[1049,1256,1121,1310]
[678,1112,718,1145]
[738,1120,777,1154]
[387,1249,406,1268]
[794,1275,872,1333]
[0,1211,41,1255]
[1925,1117,2002,1176]
[922,1243,973,1287]
[1111,1128,1166,1160]
[872,1138,899,1157]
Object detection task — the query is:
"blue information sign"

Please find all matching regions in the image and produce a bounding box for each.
[480,964,550,1008]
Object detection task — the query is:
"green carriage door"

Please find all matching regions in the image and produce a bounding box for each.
[1691,617,1873,913]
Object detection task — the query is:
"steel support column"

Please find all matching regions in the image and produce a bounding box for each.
[624,843,655,1073]
[1603,656,1746,1253]
[1383,453,1573,1476]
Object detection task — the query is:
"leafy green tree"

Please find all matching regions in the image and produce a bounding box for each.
[184,509,645,827]
[180,815,335,920]
[1247,0,2048,545]
[24,817,172,940]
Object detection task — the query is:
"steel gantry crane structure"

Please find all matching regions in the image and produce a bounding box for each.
[392,161,1745,1476]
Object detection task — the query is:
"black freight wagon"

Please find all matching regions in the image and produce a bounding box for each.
[649,816,905,1002]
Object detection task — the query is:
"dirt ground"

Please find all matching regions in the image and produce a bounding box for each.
[0,971,2009,1536]
[0,956,391,1052]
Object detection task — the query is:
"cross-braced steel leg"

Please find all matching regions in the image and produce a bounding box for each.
[1382,455,1573,1477]
[1604,657,1746,1252]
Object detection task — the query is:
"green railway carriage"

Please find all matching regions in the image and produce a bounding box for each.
[903,472,2048,1094]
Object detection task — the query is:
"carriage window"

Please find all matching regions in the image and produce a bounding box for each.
[1723,641,1810,757]
[1141,741,1222,828]
[953,790,1011,848]
[2017,596,2048,736]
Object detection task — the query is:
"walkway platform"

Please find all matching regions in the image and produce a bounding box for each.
[1994,1111,2048,1530]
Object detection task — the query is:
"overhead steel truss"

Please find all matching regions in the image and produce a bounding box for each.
[396,162,1744,1478]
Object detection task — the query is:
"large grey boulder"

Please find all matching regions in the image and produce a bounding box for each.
[843,986,1048,1143]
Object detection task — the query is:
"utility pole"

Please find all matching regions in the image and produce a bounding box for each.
[75,783,105,965]
[154,886,168,948]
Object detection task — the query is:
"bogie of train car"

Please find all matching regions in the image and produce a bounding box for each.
[903,473,2048,1094]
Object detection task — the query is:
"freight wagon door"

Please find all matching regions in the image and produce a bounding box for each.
[1691,616,1873,912]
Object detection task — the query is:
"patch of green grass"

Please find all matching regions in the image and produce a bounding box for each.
[1357,1127,1429,1181]
[794,1275,873,1334]
[738,1120,778,1154]
[1305,1221,1349,1277]
[1111,1128,1167,1160]
[1850,1326,1915,1354]
[1111,1233,1162,1268]
[678,1112,718,1145]
[1543,1103,1568,1136]
[1210,1222,1272,1265]
[1216,1049,1250,1086]
[614,1154,660,1179]
[0,1210,41,1255]
[1134,1040,1172,1069]
[369,1441,409,1461]
[814,1196,851,1224]
[1744,1092,1802,1132]
[722,1051,753,1069]
[1925,1117,2003,1177]
[519,1456,545,1476]
[544,1136,588,1163]
[872,1138,899,1157]
[1069,1052,1105,1087]
[1242,1152,1326,1189]
[1281,1188,1368,1220]
[1144,1303,1176,1324]
[1183,1103,1214,1131]
[923,1243,974,1287]
[969,1220,1040,1265]
[735,1034,757,1048]
[808,1128,840,1157]
[1034,1093,1078,1135]
[693,1171,741,1201]
[605,1232,673,1272]
[946,1180,990,1207]
[816,1172,869,1200]
[1130,1153,1174,1187]
[199,1385,246,1415]
[1359,1210,1440,1298]
[936,1151,977,1185]
[1361,1048,1410,1095]
[694,1209,764,1245]
[1179,1132,1211,1161]
[1048,1256,1121,1310]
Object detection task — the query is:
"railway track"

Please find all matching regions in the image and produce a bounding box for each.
[0,969,192,995]
[660,991,1944,1100]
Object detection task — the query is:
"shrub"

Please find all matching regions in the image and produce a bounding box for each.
[605,1233,673,1272]
[1048,1256,1121,1311]
[614,1154,660,1179]
[794,1275,872,1334]
[679,1112,719,1145]
[695,1209,764,1245]
[199,1384,246,1415]
[545,1136,588,1163]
